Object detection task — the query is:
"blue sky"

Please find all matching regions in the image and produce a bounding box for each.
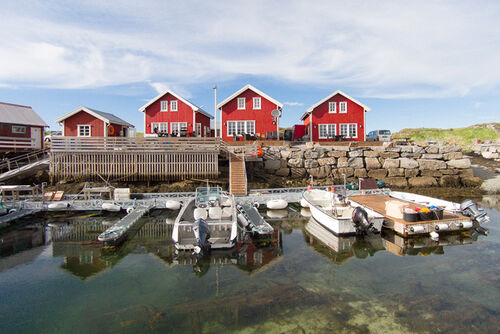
[1,0,499,133]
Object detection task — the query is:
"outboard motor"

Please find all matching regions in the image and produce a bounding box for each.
[352,207,379,235]
[460,199,489,224]
[193,218,211,256]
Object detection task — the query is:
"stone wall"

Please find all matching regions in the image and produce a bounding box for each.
[472,140,500,161]
[259,143,477,188]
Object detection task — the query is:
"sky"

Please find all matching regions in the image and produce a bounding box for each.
[0,0,499,133]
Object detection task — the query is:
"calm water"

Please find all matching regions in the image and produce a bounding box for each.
[0,199,499,333]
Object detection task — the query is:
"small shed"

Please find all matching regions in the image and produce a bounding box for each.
[0,102,48,152]
[56,106,134,137]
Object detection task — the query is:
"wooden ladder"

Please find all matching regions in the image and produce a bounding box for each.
[230,154,247,195]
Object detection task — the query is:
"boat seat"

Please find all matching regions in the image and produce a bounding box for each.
[209,207,222,219]
[220,197,232,207]
[194,208,208,220]
[222,206,232,218]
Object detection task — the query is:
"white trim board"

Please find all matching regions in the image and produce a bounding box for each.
[301,90,370,120]
[217,84,283,109]
[138,89,213,119]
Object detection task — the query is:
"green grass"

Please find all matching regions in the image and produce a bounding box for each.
[392,123,499,147]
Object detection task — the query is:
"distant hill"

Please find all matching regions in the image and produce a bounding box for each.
[392,123,499,147]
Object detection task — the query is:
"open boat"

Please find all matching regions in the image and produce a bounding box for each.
[302,189,384,235]
[172,186,238,253]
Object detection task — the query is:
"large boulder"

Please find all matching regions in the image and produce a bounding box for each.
[367,169,387,178]
[288,158,304,168]
[439,145,460,154]
[460,176,482,187]
[439,175,460,187]
[365,157,381,169]
[348,157,364,169]
[380,152,399,159]
[348,150,364,158]
[420,170,443,177]
[446,158,471,169]
[290,150,304,159]
[405,168,420,177]
[382,159,400,169]
[304,159,319,168]
[354,168,368,178]
[290,168,306,178]
[425,145,439,154]
[408,176,438,187]
[337,157,349,168]
[337,167,354,177]
[400,146,413,153]
[304,150,319,159]
[331,145,350,152]
[443,152,463,160]
[307,165,331,178]
[364,150,380,157]
[418,159,447,170]
[275,168,290,177]
[400,158,419,169]
[264,159,281,170]
[388,168,405,177]
[421,153,443,159]
[280,150,292,159]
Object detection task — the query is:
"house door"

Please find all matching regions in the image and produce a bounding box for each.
[30,127,41,149]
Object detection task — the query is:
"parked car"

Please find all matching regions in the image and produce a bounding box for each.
[44,130,62,142]
[366,130,391,142]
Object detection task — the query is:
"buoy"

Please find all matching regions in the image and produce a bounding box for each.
[300,198,309,208]
[126,207,133,214]
[102,203,121,212]
[300,208,312,217]
[409,225,425,233]
[107,124,115,136]
[165,200,181,210]
[435,223,449,231]
[48,202,70,210]
[8,208,17,214]
[257,146,263,157]
[266,209,288,219]
[266,199,287,210]
[237,213,249,227]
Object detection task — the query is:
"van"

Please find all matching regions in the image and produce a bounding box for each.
[366,130,391,142]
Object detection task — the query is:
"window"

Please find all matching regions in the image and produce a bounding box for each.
[348,124,357,138]
[196,123,201,136]
[226,120,255,136]
[12,125,26,134]
[170,100,178,111]
[160,101,168,111]
[328,102,336,113]
[318,124,336,139]
[339,102,347,113]
[78,125,91,137]
[151,122,168,134]
[237,97,245,110]
[253,97,261,110]
[171,122,187,135]
[339,124,348,137]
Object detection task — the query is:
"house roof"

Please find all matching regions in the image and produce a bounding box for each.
[0,102,48,127]
[300,90,371,121]
[138,90,213,119]
[55,106,134,127]
[216,84,283,109]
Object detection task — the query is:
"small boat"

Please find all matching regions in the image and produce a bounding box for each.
[172,186,237,254]
[165,200,181,210]
[237,204,274,236]
[302,189,384,235]
[266,199,288,210]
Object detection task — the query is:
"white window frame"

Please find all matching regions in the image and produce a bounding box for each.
[151,122,168,134]
[170,100,178,112]
[170,122,187,135]
[12,125,27,134]
[77,124,91,137]
[226,120,255,137]
[339,102,347,113]
[348,123,357,138]
[339,123,348,137]
[318,124,336,139]
[328,102,337,113]
[237,97,245,110]
[160,101,168,112]
[253,97,261,110]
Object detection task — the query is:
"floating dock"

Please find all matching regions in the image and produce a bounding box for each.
[0,209,41,227]
[98,205,151,245]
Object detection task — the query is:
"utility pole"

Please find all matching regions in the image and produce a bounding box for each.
[213,86,217,138]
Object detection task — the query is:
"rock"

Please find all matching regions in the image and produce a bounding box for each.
[382,159,400,169]
[318,157,336,166]
[418,159,447,170]
[280,150,292,159]
[446,158,471,169]
[387,146,401,153]
[337,157,349,168]
[384,177,408,188]
[415,141,430,147]
[439,145,459,154]
[290,168,306,178]
[421,153,443,159]
[441,169,458,175]
[263,150,280,159]
[400,146,413,153]
[459,169,474,177]
[327,151,346,158]
[290,150,304,159]
[400,158,419,169]
[439,175,460,187]
[420,170,443,177]
[425,145,439,154]
[480,175,500,194]
[288,158,304,168]
[364,157,381,169]
[380,152,399,159]
[337,167,354,177]
[354,168,368,178]
[275,168,290,177]
[348,157,364,169]
[400,152,416,158]
[367,169,387,178]
[405,169,419,177]
[443,152,463,160]
[460,176,482,187]
[304,159,319,168]
[364,150,379,157]
[331,145,350,151]
[304,150,319,159]
[315,148,327,158]
[413,146,425,154]
[388,168,405,177]
[408,176,438,187]
[264,159,281,170]
[481,151,499,159]
[348,150,363,158]
[305,142,314,149]
[307,165,331,178]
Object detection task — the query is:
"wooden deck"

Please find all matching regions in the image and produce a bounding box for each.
[350,194,472,236]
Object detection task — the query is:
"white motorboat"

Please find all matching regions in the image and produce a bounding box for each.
[302,189,384,235]
[172,186,238,252]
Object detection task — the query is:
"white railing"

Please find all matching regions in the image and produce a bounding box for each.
[0,136,35,150]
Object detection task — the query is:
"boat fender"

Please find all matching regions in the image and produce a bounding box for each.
[435,223,449,231]
[166,200,181,210]
[126,207,133,214]
[409,225,425,233]
[429,231,439,240]
[8,208,17,214]
[237,213,249,227]
[352,207,378,234]
[253,202,260,208]
[266,199,288,210]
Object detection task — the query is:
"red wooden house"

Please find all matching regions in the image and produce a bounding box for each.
[0,102,47,152]
[139,90,213,137]
[300,90,370,142]
[56,106,134,137]
[217,84,283,141]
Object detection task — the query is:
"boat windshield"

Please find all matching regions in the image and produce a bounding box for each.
[196,187,221,204]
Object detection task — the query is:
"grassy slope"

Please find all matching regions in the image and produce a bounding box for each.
[392,123,499,147]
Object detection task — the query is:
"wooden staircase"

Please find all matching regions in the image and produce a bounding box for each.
[230,154,247,195]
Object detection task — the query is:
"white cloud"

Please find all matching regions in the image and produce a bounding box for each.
[0,0,500,98]
[284,102,304,106]
[473,101,484,109]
